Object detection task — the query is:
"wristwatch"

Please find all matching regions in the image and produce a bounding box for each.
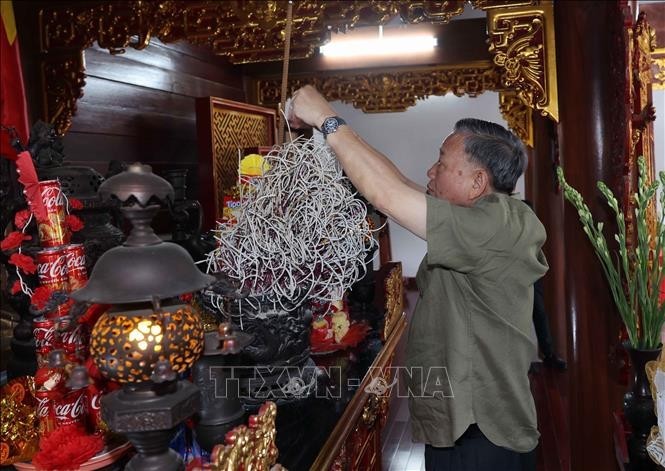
[320,116,347,138]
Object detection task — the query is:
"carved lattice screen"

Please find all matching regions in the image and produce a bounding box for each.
[196,97,276,229]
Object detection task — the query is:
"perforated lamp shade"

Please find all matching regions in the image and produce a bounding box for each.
[90,305,204,383]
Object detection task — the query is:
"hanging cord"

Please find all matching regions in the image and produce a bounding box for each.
[278,0,294,145]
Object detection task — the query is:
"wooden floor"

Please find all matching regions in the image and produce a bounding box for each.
[381,290,569,471]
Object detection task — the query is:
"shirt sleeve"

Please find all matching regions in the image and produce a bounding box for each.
[426,194,502,273]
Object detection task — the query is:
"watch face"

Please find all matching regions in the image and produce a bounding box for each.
[322,117,339,135]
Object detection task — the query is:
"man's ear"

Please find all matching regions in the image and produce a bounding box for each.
[469,168,489,200]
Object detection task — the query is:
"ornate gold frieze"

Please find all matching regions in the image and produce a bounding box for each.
[487,1,558,122]
[256,62,505,113]
[499,91,533,147]
[38,0,539,134]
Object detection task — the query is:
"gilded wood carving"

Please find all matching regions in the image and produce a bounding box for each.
[487,1,558,122]
[256,62,505,113]
[499,91,533,147]
[37,0,552,135]
[382,262,404,341]
[208,401,279,471]
[624,12,658,246]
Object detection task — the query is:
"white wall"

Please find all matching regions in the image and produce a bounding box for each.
[330,92,517,277]
[654,89,665,213]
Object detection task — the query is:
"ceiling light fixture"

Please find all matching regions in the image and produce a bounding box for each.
[320,26,437,58]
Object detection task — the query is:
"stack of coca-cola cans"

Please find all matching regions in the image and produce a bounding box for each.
[32,180,90,367]
[30,180,108,437]
[34,354,104,436]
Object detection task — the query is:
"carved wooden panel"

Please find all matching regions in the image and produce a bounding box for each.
[196,98,276,229]
[36,0,547,134]
[499,91,534,147]
[311,311,407,470]
[624,11,658,246]
[256,63,505,113]
[487,1,559,122]
[373,261,404,342]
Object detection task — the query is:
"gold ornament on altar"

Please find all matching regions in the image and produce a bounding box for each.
[0,378,39,466]
[90,304,204,383]
[209,401,280,471]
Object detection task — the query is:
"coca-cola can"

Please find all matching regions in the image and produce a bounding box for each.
[87,383,104,432]
[54,387,88,429]
[36,247,70,318]
[37,179,70,248]
[62,244,87,291]
[33,317,60,366]
[61,323,89,364]
[35,388,60,436]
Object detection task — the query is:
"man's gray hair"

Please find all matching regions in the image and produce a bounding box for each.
[454,118,527,194]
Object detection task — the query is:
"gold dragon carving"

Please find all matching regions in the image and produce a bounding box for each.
[487,1,558,122]
[37,0,548,135]
[208,401,280,471]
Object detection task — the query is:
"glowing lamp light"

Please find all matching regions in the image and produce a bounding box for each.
[320,34,437,58]
[90,305,203,383]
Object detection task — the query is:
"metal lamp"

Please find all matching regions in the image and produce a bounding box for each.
[192,322,254,452]
[71,163,214,471]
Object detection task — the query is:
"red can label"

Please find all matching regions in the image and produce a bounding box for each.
[33,317,60,365]
[35,388,61,436]
[87,383,104,432]
[36,247,70,318]
[54,388,88,428]
[37,180,70,248]
[62,244,87,291]
[61,323,89,364]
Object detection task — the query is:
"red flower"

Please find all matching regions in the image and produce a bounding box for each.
[69,198,83,210]
[65,214,84,232]
[10,280,21,295]
[179,293,193,303]
[8,253,37,274]
[32,424,104,470]
[14,209,32,229]
[0,231,31,251]
[30,286,53,310]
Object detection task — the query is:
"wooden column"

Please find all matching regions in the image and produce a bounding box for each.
[555,2,629,470]
[526,114,567,365]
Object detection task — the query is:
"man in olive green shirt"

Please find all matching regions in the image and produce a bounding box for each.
[290,86,547,471]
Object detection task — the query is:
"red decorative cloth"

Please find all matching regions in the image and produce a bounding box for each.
[0,0,29,159]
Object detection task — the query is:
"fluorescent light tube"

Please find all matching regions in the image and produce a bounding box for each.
[320,35,437,58]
